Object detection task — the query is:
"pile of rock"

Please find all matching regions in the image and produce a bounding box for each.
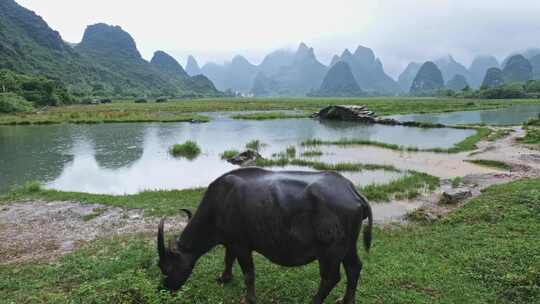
[227,150,263,166]
[311,105,377,122]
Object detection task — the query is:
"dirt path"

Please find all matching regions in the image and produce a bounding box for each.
[0,201,186,264]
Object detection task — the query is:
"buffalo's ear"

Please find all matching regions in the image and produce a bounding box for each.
[180,209,192,221]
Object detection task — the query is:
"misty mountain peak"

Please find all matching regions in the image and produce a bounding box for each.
[150,50,188,78]
[353,45,376,63]
[341,49,353,58]
[186,55,202,76]
[231,55,253,66]
[78,23,141,58]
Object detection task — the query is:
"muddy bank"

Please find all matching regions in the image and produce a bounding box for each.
[0,201,187,264]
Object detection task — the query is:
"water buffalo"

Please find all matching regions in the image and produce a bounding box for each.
[157,167,373,304]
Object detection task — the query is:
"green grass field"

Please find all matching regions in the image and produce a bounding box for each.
[1,97,539,125]
[1,178,538,303]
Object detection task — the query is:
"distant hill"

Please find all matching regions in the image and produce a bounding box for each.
[446,74,469,91]
[502,55,532,83]
[469,56,499,88]
[481,67,505,88]
[331,46,400,94]
[398,62,422,92]
[434,55,470,85]
[410,61,444,94]
[309,62,363,97]
[185,55,202,76]
[0,0,221,97]
[258,49,295,77]
[201,55,258,94]
[530,55,540,80]
[252,43,328,96]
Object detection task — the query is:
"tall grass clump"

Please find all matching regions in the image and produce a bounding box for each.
[220,149,240,160]
[169,141,201,160]
[245,139,265,152]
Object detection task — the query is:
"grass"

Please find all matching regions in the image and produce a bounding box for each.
[220,149,240,160]
[359,171,440,201]
[451,177,464,188]
[1,97,539,124]
[1,183,205,217]
[301,150,324,157]
[301,127,492,154]
[465,159,513,170]
[255,158,398,173]
[81,207,108,221]
[487,128,513,141]
[231,112,309,120]
[169,141,201,160]
[519,127,540,145]
[2,178,538,303]
[245,139,265,152]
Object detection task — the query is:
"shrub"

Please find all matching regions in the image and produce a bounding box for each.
[220,150,239,160]
[169,141,201,160]
[245,140,265,152]
[286,146,296,158]
[0,93,34,113]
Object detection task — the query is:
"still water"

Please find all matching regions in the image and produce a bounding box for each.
[389,104,540,126]
[0,118,474,194]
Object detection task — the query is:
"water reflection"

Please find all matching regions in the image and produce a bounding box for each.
[0,118,474,194]
[389,104,540,126]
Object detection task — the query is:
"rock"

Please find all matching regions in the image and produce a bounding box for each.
[439,188,472,204]
[227,150,262,166]
[312,105,377,122]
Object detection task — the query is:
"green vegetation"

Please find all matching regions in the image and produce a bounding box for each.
[360,171,439,201]
[301,127,491,153]
[255,158,398,173]
[0,110,209,125]
[487,128,513,141]
[0,93,34,113]
[169,141,201,160]
[285,146,296,158]
[0,69,73,107]
[466,159,512,170]
[451,176,463,188]
[301,150,324,157]
[1,183,205,217]
[245,139,265,152]
[4,177,538,303]
[231,112,309,120]
[520,127,540,144]
[2,98,539,125]
[220,149,240,160]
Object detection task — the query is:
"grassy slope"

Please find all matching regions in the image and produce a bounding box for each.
[1,179,538,303]
[1,97,539,125]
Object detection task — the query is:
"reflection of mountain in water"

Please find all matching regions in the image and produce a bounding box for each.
[81,124,146,169]
[0,125,74,192]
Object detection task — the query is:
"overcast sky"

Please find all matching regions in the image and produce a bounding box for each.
[17,0,540,78]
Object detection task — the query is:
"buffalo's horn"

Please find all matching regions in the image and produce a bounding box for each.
[180,209,193,220]
[157,219,166,258]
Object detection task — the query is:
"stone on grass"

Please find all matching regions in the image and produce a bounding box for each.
[439,188,472,204]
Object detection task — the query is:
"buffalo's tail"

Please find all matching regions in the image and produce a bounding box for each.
[363,201,373,253]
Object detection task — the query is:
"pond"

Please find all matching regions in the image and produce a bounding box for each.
[0,118,474,194]
[388,104,540,126]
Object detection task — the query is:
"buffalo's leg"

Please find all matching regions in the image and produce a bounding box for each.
[312,259,341,304]
[217,246,236,284]
[236,250,257,304]
[339,249,362,304]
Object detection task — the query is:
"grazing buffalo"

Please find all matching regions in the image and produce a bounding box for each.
[157,167,373,304]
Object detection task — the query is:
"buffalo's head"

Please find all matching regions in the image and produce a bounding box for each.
[157,210,194,291]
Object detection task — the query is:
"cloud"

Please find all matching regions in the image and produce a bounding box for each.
[16,0,540,78]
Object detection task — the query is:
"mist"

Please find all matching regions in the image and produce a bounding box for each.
[17,0,540,77]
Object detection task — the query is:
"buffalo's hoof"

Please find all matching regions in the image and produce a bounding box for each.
[216,275,233,285]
